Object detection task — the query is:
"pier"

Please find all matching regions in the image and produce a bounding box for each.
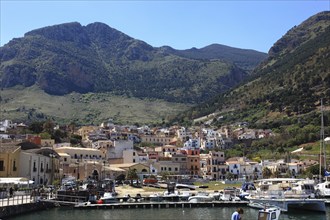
[74,201,249,209]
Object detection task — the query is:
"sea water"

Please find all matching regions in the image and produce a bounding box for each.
[8,206,330,220]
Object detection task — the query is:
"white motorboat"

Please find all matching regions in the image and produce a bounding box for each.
[315,176,330,197]
[149,193,164,202]
[175,183,196,190]
[247,178,325,212]
[250,178,316,199]
[188,191,214,203]
[219,187,241,201]
[248,197,326,212]
[257,207,281,220]
[97,192,119,204]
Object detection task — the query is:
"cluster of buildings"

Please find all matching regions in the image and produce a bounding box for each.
[0,119,319,186]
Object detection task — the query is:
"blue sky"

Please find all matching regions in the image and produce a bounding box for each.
[1,1,329,52]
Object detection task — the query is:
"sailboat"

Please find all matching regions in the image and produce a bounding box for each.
[314,99,330,197]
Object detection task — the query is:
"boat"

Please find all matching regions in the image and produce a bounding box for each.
[149,193,164,202]
[188,191,214,203]
[219,187,241,201]
[178,190,192,201]
[247,178,326,212]
[97,192,119,204]
[239,182,256,200]
[315,176,330,197]
[251,178,315,199]
[175,183,196,190]
[257,206,281,220]
[314,100,330,198]
[248,195,325,212]
[162,189,180,202]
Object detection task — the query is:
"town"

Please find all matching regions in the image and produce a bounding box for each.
[0,118,323,187]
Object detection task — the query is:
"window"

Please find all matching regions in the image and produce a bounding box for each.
[175,168,178,171]
[0,160,4,171]
[13,160,17,171]
[169,167,172,171]
[271,212,277,219]
[133,152,136,156]
[33,162,37,172]
[133,159,136,163]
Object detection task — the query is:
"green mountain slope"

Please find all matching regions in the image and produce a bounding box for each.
[177,11,330,125]
[0,86,191,125]
[0,22,266,104]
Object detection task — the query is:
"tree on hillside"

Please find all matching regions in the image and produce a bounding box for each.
[43,120,54,134]
[68,121,76,135]
[29,121,44,134]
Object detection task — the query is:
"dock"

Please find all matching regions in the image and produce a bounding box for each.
[73,201,249,209]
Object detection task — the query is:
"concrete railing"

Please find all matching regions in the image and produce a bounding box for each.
[0,194,33,207]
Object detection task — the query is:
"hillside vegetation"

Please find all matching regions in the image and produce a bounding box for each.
[174,11,330,159]
[0,86,191,125]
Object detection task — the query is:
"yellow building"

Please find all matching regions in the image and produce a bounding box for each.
[0,142,21,178]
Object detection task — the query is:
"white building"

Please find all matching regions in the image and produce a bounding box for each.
[123,149,148,163]
[107,140,134,159]
[183,138,200,149]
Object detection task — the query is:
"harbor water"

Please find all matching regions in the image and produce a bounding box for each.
[7,206,330,220]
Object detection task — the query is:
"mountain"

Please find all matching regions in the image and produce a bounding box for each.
[177,11,330,125]
[0,22,266,104]
[160,44,267,72]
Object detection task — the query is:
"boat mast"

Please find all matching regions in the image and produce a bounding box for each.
[320,99,326,182]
